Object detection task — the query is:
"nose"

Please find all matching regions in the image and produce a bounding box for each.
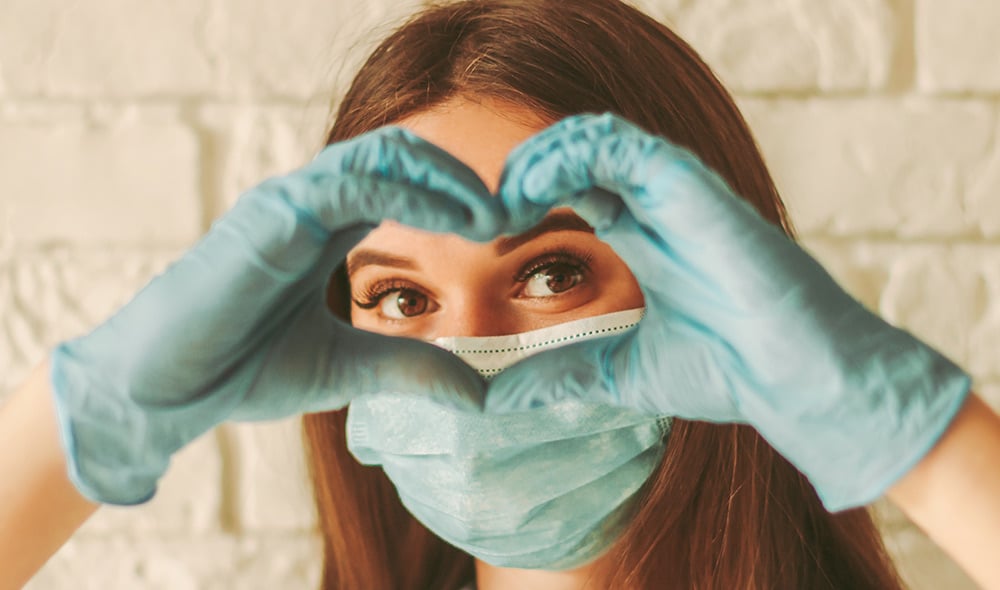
[434,294,517,338]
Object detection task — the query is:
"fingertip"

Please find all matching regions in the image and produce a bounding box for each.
[573,188,624,232]
[497,183,551,236]
[460,198,508,243]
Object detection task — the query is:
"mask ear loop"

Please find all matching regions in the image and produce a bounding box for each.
[656,416,674,437]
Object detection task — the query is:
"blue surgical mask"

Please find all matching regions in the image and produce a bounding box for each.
[346,309,670,570]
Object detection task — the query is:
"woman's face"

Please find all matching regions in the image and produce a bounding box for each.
[347,97,644,339]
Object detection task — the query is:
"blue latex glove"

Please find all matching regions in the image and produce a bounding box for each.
[50,127,497,505]
[493,113,972,511]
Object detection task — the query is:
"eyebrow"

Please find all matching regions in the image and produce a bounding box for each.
[345,212,595,276]
[494,211,594,255]
[346,250,418,276]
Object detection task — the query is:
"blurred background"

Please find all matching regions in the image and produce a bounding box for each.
[1,0,996,587]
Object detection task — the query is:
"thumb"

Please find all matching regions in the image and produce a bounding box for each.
[484,337,620,414]
[487,322,742,422]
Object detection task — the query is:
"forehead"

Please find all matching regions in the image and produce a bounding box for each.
[394,97,550,193]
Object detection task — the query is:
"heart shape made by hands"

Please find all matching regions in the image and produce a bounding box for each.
[314,111,753,424]
[328,110,888,434]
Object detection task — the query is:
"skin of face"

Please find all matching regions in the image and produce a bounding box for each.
[348,97,644,339]
[346,96,644,590]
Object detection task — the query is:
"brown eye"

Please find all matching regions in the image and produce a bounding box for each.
[524,263,584,297]
[379,288,428,319]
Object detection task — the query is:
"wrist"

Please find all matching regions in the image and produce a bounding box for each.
[49,346,165,505]
[886,393,1000,590]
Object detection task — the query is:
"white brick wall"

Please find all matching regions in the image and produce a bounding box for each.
[917,0,1000,92]
[0,106,202,244]
[634,0,897,92]
[741,98,997,237]
[2,0,995,588]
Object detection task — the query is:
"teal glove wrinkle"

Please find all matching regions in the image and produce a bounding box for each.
[51,111,973,516]
[494,112,972,511]
[50,127,500,505]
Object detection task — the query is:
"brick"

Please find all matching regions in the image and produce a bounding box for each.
[975,383,1000,412]
[230,418,318,531]
[218,0,424,100]
[877,245,984,373]
[0,106,202,244]
[882,526,978,590]
[0,0,214,98]
[631,0,896,92]
[965,114,1000,237]
[962,252,1000,381]
[742,99,995,237]
[194,104,331,219]
[801,240,1000,382]
[0,247,178,395]
[25,533,321,590]
[916,0,1000,92]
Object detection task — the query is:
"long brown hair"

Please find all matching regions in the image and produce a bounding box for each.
[303,1,905,588]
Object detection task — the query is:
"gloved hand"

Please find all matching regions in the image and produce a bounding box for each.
[492,112,972,511]
[51,127,498,505]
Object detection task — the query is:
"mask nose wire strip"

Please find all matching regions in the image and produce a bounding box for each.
[430,307,646,378]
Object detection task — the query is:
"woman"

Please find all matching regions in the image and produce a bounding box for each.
[2,1,999,589]
[301,2,912,588]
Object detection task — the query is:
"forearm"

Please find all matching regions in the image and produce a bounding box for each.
[886,393,1000,590]
[0,361,98,590]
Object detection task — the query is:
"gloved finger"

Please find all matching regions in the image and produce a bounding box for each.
[69,229,335,407]
[499,112,711,227]
[222,126,505,281]
[486,320,741,421]
[312,228,490,413]
[304,126,503,242]
[220,226,488,418]
[217,172,502,280]
[233,304,489,419]
[483,336,616,413]
[497,113,713,304]
[497,112,644,232]
[332,325,489,413]
[498,113,810,307]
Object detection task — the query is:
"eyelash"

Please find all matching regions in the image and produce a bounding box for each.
[352,279,417,310]
[513,248,594,284]
[350,247,596,310]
